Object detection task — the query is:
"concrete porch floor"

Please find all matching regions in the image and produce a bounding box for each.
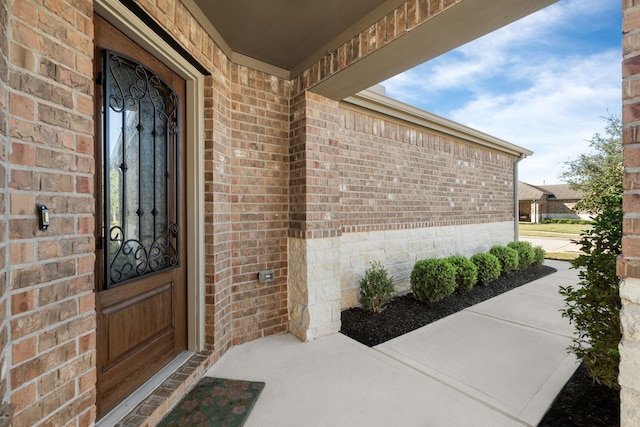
[206,260,579,427]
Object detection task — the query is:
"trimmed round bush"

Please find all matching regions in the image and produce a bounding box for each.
[359,260,395,314]
[507,241,535,269]
[489,245,519,275]
[411,258,457,303]
[470,252,502,286]
[446,255,478,292]
[532,245,545,265]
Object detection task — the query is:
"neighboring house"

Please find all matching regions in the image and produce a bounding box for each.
[518,182,587,223]
[3,1,639,427]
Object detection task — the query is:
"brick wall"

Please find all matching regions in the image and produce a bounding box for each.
[335,104,517,308]
[0,0,12,424]
[546,199,578,214]
[289,91,341,238]
[205,68,234,356]
[5,0,97,425]
[620,1,640,425]
[339,106,516,232]
[227,64,290,345]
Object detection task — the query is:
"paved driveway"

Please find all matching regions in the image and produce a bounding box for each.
[520,236,581,254]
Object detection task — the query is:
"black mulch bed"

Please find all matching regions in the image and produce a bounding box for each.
[340,263,620,426]
[538,363,620,426]
[340,264,557,347]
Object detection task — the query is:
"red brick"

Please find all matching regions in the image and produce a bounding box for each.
[430,0,445,16]
[12,337,37,364]
[79,332,96,354]
[10,241,35,265]
[11,21,39,50]
[12,0,38,27]
[9,92,35,120]
[417,0,429,22]
[40,352,93,395]
[11,382,36,413]
[624,101,640,123]
[77,255,94,275]
[625,193,640,214]
[77,217,94,234]
[79,294,96,314]
[75,136,93,155]
[9,193,35,215]
[9,142,35,167]
[624,7,640,34]
[623,236,640,258]
[75,176,92,193]
[78,368,96,393]
[37,380,75,418]
[11,290,36,315]
[39,172,74,192]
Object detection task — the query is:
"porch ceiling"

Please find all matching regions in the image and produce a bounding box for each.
[185,0,559,99]
[190,0,401,72]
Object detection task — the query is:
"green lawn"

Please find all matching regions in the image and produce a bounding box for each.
[545,252,580,261]
[519,222,592,238]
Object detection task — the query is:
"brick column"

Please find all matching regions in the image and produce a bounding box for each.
[4,1,97,425]
[620,2,640,425]
[288,91,342,341]
[0,0,13,424]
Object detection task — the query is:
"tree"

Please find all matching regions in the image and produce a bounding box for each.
[559,114,622,389]
[559,114,622,213]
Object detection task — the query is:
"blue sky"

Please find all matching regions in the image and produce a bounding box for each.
[381,0,621,185]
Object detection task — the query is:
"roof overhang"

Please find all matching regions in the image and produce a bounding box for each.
[183,0,558,99]
[344,88,534,157]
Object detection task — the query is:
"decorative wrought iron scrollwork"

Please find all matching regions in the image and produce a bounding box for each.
[102,50,180,289]
[109,224,179,284]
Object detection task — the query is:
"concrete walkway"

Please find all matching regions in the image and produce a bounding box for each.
[206,260,579,427]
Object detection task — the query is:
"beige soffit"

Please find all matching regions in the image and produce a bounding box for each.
[343,88,534,158]
[182,0,406,79]
[181,0,557,92]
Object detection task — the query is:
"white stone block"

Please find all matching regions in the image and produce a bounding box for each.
[621,388,640,427]
[307,303,334,328]
[620,340,640,391]
[621,278,640,305]
[621,301,640,341]
[315,279,341,303]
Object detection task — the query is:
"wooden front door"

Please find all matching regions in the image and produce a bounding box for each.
[94,15,187,418]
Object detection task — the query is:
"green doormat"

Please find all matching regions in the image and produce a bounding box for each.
[158,377,265,427]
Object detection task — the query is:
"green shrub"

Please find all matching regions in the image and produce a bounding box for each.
[470,252,501,286]
[446,255,478,292]
[411,258,457,303]
[541,218,592,225]
[507,241,535,269]
[489,245,519,275]
[358,261,395,314]
[560,183,622,389]
[532,246,545,265]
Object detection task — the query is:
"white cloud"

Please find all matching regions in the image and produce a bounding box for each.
[380,0,621,185]
[452,50,620,184]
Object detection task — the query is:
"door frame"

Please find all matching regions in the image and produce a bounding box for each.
[95,0,206,351]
